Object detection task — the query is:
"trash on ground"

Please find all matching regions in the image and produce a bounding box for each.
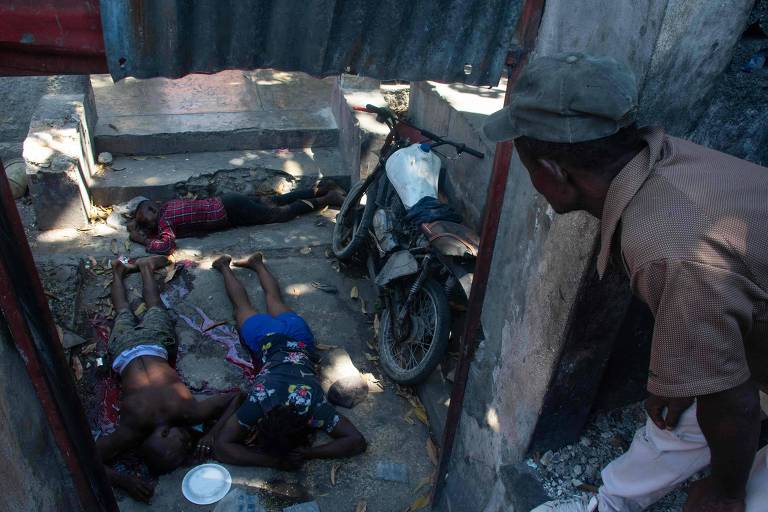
[376,461,409,483]
[311,280,338,294]
[350,286,359,299]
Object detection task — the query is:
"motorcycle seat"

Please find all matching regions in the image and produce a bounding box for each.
[420,221,480,258]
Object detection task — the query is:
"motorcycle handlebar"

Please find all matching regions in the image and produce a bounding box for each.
[353,105,484,159]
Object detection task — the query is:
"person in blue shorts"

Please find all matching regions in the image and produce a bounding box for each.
[209,252,367,469]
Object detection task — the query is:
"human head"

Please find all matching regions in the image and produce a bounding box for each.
[134,200,159,229]
[256,405,315,456]
[483,52,643,216]
[514,124,645,214]
[139,425,193,475]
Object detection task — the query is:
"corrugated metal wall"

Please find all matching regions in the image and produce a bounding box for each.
[100,0,522,86]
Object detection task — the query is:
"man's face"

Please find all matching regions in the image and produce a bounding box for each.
[516,146,582,214]
[141,425,193,474]
[136,202,159,228]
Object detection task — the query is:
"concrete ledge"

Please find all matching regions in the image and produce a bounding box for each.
[331,75,390,183]
[23,92,98,229]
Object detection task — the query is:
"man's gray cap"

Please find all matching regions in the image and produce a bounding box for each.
[483,52,638,144]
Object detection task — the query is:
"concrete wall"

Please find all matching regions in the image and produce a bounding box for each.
[0,324,80,511]
[408,1,757,510]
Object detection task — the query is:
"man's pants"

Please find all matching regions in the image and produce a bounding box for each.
[597,401,768,511]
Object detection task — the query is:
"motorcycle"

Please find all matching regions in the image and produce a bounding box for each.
[332,104,484,385]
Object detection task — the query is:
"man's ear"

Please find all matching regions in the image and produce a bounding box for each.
[537,158,569,184]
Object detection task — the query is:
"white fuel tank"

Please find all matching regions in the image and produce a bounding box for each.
[385,143,441,209]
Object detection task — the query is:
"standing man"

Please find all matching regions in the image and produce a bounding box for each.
[483,53,768,511]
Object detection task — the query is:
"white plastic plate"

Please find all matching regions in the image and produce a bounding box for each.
[181,463,232,505]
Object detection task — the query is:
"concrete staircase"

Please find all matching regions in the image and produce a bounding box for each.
[88,70,346,206]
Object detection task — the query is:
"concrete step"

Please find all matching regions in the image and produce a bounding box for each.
[90,147,347,205]
[94,108,339,155]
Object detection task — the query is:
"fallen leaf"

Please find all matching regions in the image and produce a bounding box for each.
[366,339,376,351]
[402,410,416,425]
[404,494,430,512]
[124,239,131,251]
[76,226,93,232]
[134,302,147,316]
[71,355,83,381]
[110,239,118,255]
[365,352,379,361]
[300,246,312,255]
[55,324,64,344]
[408,396,429,425]
[350,286,359,299]
[315,343,339,351]
[330,463,341,486]
[88,256,98,268]
[360,298,367,314]
[164,264,178,283]
[311,281,338,294]
[426,438,439,466]
[131,156,147,161]
[355,500,367,512]
[373,315,380,336]
[413,470,437,494]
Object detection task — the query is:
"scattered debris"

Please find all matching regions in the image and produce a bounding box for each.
[97,152,113,165]
[350,286,359,299]
[376,462,409,483]
[403,494,429,512]
[300,246,312,255]
[330,463,341,486]
[71,355,83,381]
[311,281,338,294]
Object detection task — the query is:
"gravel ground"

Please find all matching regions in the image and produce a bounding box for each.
[527,401,701,512]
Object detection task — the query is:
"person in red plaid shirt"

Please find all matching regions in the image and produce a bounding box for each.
[128,181,345,255]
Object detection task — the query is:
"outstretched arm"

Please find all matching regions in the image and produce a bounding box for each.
[95,424,154,502]
[297,416,367,460]
[181,391,245,458]
[213,414,302,470]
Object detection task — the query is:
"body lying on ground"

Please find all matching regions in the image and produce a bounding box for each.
[482,52,768,512]
[208,252,367,468]
[128,180,346,255]
[95,256,243,503]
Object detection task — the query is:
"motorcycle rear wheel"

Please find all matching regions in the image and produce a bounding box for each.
[332,177,376,260]
[378,278,450,385]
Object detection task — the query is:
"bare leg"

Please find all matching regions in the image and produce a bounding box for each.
[111,259,138,310]
[136,256,169,308]
[232,253,291,317]
[212,255,259,327]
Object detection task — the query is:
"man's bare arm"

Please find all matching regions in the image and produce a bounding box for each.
[95,424,155,502]
[695,380,760,502]
[297,417,367,460]
[212,414,301,470]
[181,391,243,427]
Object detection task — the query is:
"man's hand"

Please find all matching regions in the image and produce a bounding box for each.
[118,474,155,503]
[645,393,694,430]
[195,432,215,460]
[684,477,745,512]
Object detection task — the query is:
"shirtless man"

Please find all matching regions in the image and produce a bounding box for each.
[96,256,243,502]
[209,252,366,469]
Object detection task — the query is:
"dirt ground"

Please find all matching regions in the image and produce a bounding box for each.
[25,199,438,512]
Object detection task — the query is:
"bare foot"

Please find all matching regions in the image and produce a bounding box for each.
[136,255,170,271]
[112,258,138,278]
[232,252,264,269]
[211,254,232,271]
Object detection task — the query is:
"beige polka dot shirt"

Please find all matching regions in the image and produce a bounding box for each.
[597,127,768,398]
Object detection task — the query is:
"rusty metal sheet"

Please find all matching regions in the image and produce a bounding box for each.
[100,0,522,86]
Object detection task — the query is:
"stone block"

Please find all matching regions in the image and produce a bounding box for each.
[23,92,97,229]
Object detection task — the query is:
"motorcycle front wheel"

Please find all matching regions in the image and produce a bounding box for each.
[378,278,450,385]
[332,176,377,260]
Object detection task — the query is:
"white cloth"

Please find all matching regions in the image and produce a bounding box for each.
[598,402,768,512]
[112,344,168,374]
